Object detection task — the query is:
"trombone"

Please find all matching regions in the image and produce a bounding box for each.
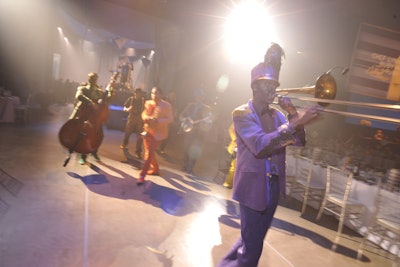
[274,73,400,124]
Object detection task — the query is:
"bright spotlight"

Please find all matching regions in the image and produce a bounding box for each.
[224,1,277,66]
[63,37,69,42]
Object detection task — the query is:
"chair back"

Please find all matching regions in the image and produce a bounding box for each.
[296,156,313,184]
[385,169,400,192]
[357,170,400,260]
[323,151,340,167]
[311,147,323,162]
[287,146,302,156]
[374,175,400,225]
[286,155,297,178]
[326,165,353,202]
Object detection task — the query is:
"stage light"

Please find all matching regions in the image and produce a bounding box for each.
[223,1,277,66]
[141,57,151,67]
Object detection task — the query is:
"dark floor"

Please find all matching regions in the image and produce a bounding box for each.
[0,104,395,267]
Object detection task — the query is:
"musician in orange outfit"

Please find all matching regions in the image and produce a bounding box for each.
[137,86,173,185]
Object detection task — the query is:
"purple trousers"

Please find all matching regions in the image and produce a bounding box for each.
[218,176,280,267]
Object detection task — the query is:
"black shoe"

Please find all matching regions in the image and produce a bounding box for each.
[137,177,145,185]
[79,155,87,165]
[92,153,100,162]
[79,157,86,165]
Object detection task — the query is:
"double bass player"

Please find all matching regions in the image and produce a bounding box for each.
[67,72,116,165]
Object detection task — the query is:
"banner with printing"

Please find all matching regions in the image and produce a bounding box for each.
[348,23,400,101]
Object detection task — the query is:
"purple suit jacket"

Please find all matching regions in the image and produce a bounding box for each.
[231,100,306,211]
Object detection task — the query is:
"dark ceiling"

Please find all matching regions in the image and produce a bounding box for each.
[104,0,226,24]
[58,0,231,48]
[66,0,229,28]
[104,0,175,21]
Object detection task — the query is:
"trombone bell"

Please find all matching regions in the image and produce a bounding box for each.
[276,73,337,106]
[314,73,337,102]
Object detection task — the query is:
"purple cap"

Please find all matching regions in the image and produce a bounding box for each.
[250,43,284,89]
[251,62,280,88]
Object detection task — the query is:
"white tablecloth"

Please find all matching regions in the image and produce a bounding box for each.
[0,96,20,123]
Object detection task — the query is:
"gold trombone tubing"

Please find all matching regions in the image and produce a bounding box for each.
[321,108,400,124]
[274,95,400,124]
[278,95,400,111]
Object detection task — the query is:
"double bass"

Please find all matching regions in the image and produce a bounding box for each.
[59,72,118,166]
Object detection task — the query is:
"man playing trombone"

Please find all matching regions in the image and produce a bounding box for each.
[218,43,320,267]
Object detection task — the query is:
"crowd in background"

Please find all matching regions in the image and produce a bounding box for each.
[1,78,79,116]
[294,123,400,173]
